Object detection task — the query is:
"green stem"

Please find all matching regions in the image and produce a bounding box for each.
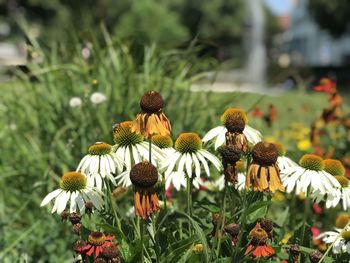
[216,183,227,257]
[300,194,310,246]
[141,219,145,263]
[186,175,192,236]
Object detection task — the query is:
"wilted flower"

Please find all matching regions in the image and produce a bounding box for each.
[218,145,241,184]
[130,162,160,219]
[216,160,246,191]
[90,92,107,104]
[309,250,323,263]
[40,171,103,214]
[203,108,262,149]
[131,91,171,139]
[245,224,275,258]
[161,132,222,190]
[224,223,240,246]
[113,121,164,187]
[69,97,83,108]
[289,244,300,263]
[76,142,124,190]
[78,231,114,257]
[192,244,204,254]
[281,154,340,197]
[246,142,285,193]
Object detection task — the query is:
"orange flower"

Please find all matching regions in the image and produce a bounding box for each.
[131,91,171,139]
[245,224,275,258]
[130,162,160,219]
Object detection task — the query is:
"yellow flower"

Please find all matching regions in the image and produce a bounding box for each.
[92,79,98,85]
[192,244,204,254]
[282,232,293,244]
[264,136,276,143]
[272,191,285,202]
[297,140,311,151]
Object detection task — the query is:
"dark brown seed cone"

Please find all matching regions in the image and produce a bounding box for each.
[225,132,248,153]
[130,161,158,188]
[252,142,278,166]
[224,223,240,237]
[69,212,82,225]
[290,244,300,263]
[60,210,69,221]
[225,115,245,133]
[259,218,273,233]
[309,250,323,263]
[218,145,241,164]
[85,201,94,214]
[74,240,87,253]
[102,243,120,259]
[73,223,82,235]
[140,91,164,113]
[224,163,238,184]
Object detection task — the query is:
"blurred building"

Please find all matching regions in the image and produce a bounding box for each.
[280,0,350,67]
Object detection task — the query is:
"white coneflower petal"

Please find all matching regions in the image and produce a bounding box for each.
[192,153,201,178]
[196,152,210,176]
[202,126,225,142]
[115,170,131,187]
[41,189,62,207]
[185,153,193,178]
[199,150,222,171]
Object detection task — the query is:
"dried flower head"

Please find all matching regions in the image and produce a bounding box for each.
[131,91,171,138]
[246,142,284,193]
[309,250,323,263]
[130,162,160,219]
[69,212,82,225]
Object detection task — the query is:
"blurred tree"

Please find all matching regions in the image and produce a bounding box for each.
[309,0,350,37]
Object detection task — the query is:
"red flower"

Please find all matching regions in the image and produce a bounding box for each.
[245,224,275,258]
[312,203,323,215]
[311,226,321,238]
[313,78,336,93]
[78,232,114,258]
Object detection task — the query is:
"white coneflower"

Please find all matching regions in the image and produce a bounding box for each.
[273,143,298,172]
[69,97,83,108]
[90,92,106,104]
[40,172,103,214]
[281,154,340,196]
[203,108,262,149]
[316,226,350,254]
[321,159,349,210]
[76,142,124,190]
[161,132,222,190]
[151,134,176,159]
[216,160,246,191]
[113,121,164,187]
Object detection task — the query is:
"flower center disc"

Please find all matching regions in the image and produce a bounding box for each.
[324,159,345,176]
[113,121,144,146]
[88,142,112,155]
[250,228,268,244]
[88,231,106,246]
[175,132,202,154]
[130,161,158,188]
[341,231,350,241]
[334,176,349,188]
[235,160,246,173]
[336,214,350,228]
[60,172,87,192]
[152,135,173,149]
[252,142,278,166]
[220,108,248,125]
[140,91,164,113]
[299,154,324,171]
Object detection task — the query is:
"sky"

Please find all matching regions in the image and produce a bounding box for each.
[264,0,293,15]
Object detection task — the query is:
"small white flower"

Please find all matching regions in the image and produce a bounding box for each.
[40,172,103,214]
[315,226,350,254]
[76,142,124,190]
[161,133,222,190]
[69,97,82,108]
[90,92,106,104]
[281,154,340,198]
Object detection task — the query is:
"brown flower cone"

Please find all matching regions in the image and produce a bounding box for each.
[225,132,248,153]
